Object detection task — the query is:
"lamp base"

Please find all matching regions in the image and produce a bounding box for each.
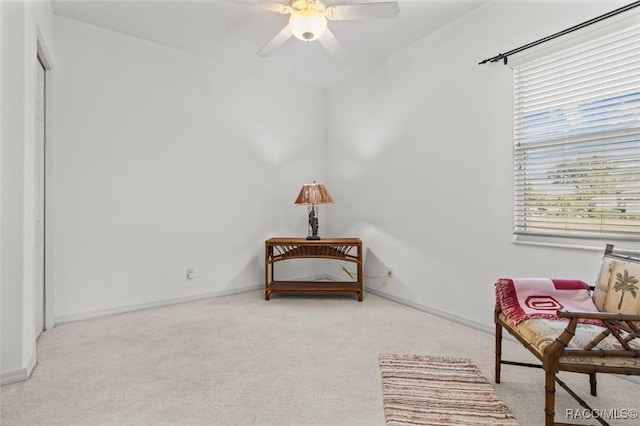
[306,235,321,240]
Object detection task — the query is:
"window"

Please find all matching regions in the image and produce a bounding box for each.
[513,22,640,244]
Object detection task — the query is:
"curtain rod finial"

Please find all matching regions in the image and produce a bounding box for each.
[478,53,509,65]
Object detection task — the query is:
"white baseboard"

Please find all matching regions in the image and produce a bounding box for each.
[55,275,345,325]
[55,285,262,325]
[306,274,495,336]
[365,287,495,336]
[1,351,36,387]
[1,367,28,387]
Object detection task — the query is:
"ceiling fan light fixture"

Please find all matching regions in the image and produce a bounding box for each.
[256,0,400,57]
[289,8,327,41]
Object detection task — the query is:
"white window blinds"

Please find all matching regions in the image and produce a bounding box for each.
[513,23,640,241]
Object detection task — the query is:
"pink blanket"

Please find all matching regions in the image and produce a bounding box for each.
[495,278,600,325]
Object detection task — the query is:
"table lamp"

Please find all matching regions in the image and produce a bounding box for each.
[294,182,334,240]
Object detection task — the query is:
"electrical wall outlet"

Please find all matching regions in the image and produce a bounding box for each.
[186,267,195,280]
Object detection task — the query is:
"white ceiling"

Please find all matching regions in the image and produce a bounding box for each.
[50,0,488,88]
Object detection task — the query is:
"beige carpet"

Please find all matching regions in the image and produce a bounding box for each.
[379,354,518,425]
[1,290,639,425]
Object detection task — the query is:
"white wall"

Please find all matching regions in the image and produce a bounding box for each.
[326,0,631,329]
[4,0,634,385]
[52,17,326,321]
[1,0,55,385]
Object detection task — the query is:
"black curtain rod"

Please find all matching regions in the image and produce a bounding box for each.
[479,1,640,65]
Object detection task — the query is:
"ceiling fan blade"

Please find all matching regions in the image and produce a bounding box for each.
[257,25,293,57]
[326,2,400,21]
[318,29,347,60]
[225,0,290,14]
[260,2,291,14]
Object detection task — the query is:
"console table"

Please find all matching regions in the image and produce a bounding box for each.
[264,238,363,301]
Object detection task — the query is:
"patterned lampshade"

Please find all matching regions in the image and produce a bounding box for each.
[294,183,334,206]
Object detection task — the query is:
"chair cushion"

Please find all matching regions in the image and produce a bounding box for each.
[593,254,640,315]
[498,313,640,368]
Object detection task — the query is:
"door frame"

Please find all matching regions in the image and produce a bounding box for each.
[34,54,46,339]
[36,28,55,332]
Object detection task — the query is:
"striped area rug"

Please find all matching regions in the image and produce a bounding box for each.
[378,354,519,426]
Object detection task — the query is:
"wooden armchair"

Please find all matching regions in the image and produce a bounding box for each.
[494,244,640,426]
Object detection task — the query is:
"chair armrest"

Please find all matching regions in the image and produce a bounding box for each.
[557,310,640,322]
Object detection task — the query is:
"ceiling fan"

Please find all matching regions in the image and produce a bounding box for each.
[247,0,400,57]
